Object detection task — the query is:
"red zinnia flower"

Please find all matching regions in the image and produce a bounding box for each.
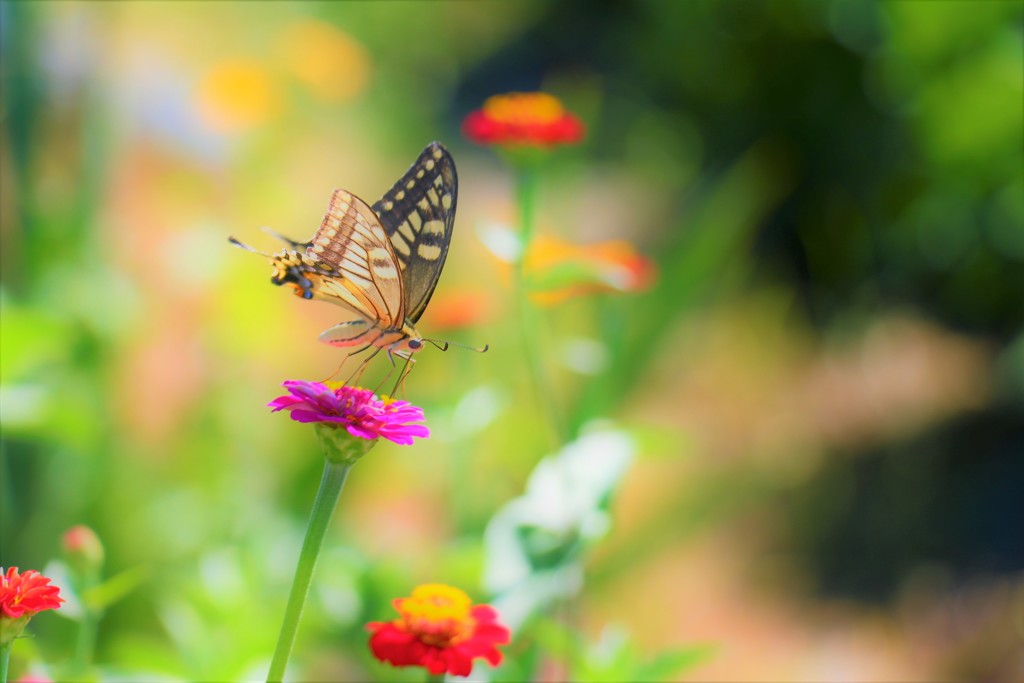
[0,567,63,620]
[463,92,585,147]
[367,584,510,677]
[269,380,429,446]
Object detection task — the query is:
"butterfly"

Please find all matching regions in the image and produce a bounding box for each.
[231,142,461,362]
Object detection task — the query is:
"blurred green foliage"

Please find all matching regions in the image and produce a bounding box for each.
[1,0,1021,681]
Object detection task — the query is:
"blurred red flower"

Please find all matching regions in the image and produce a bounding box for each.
[62,525,105,573]
[463,92,585,147]
[0,567,63,620]
[367,583,510,677]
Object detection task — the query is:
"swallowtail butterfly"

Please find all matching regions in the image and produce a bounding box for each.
[231,142,458,360]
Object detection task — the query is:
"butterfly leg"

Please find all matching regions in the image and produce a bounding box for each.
[387,352,417,398]
[347,346,383,387]
[318,342,374,383]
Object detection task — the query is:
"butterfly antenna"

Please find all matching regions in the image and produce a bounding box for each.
[425,338,489,353]
[228,236,273,257]
[260,226,311,250]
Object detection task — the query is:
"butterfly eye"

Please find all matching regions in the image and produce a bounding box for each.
[408,339,423,350]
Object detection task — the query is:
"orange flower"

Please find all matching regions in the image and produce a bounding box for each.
[524,235,656,305]
[367,584,510,677]
[422,290,492,331]
[463,92,585,147]
[0,567,63,620]
[1,567,63,647]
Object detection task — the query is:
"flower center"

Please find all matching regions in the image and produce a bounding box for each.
[483,92,564,125]
[395,584,475,647]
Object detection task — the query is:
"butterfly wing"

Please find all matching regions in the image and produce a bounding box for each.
[371,142,457,324]
[307,189,405,328]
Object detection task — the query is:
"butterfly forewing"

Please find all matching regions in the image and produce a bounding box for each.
[307,189,405,327]
[371,142,457,324]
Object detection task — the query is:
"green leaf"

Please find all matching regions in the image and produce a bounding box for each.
[82,565,149,612]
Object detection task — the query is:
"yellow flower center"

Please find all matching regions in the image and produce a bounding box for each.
[483,92,564,125]
[395,584,475,647]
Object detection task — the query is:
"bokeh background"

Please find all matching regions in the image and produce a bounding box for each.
[2,1,1023,681]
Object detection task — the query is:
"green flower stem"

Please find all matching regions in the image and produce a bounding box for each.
[72,604,98,676]
[267,458,354,682]
[516,166,538,249]
[69,568,100,678]
[514,165,568,445]
[0,640,10,683]
[426,673,446,683]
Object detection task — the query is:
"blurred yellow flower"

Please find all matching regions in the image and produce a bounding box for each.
[196,59,281,132]
[277,19,370,103]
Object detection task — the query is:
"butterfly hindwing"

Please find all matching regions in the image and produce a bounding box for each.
[371,142,457,324]
[306,189,405,328]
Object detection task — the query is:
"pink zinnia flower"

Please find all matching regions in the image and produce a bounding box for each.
[367,584,510,677]
[268,380,429,446]
[0,567,63,620]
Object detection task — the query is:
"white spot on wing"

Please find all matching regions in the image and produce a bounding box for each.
[423,219,445,236]
[392,236,411,256]
[417,244,442,260]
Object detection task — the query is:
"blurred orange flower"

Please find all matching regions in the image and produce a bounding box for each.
[277,20,370,103]
[524,235,656,305]
[463,92,585,147]
[423,290,492,331]
[195,59,281,132]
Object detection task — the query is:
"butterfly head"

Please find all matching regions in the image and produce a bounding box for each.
[389,330,428,357]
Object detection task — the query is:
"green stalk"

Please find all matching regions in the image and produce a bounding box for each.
[426,673,446,683]
[0,640,10,683]
[71,602,98,676]
[267,459,353,682]
[513,165,569,445]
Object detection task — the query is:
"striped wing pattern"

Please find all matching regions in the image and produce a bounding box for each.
[306,190,405,328]
[371,142,457,324]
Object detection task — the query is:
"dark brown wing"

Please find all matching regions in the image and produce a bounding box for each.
[371,142,457,324]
